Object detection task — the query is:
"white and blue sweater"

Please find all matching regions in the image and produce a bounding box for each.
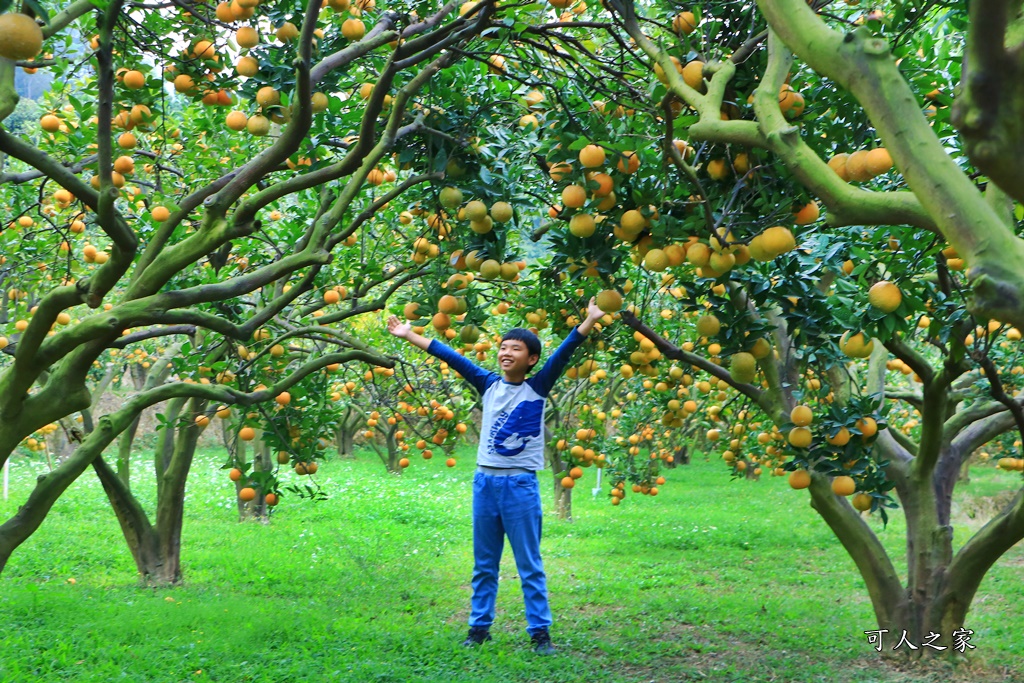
[426,327,585,471]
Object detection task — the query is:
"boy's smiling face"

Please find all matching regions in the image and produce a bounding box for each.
[498,338,539,380]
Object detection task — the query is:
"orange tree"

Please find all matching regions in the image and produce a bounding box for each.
[383,0,1024,653]
[0,0,503,581]
[483,0,1024,652]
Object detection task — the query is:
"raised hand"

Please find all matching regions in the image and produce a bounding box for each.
[387,315,411,339]
[586,297,604,321]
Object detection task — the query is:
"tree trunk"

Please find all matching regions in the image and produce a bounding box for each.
[154,397,186,502]
[92,397,207,586]
[252,438,272,522]
[150,398,207,584]
[116,415,142,488]
[336,424,355,459]
[232,429,250,519]
[957,459,970,484]
[384,428,402,474]
[92,454,171,584]
[546,439,572,521]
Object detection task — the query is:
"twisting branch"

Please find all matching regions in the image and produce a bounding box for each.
[111,325,196,348]
[973,350,1024,449]
[883,338,934,385]
[620,309,764,405]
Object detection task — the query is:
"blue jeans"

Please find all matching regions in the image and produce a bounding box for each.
[470,471,552,635]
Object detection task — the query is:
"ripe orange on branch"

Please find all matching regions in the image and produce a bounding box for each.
[0,13,44,61]
[790,405,813,427]
[788,469,811,489]
[578,144,605,168]
[672,11,698,35]
[831,475,856,496]
[868,280,902,313]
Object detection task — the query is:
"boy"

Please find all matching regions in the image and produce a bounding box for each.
[387,298,607,654]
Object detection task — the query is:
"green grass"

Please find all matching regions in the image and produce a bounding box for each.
[1,448,1022,683]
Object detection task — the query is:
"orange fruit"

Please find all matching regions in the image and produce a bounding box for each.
[225,110,248,131]
[446,457,456,467]
[578,144,605,168]
[644,248,669,271]
[113,155,134,174]
[831,475,856,496]
[246,115,270,136]
[192,39,215,59]
[549,161,572,181]
[792,201,819,225]
[868,280,902,313]
[342,18,366,40]
[706,158,729,180]
[616,150,639,174]
[788,427,812,448]
[265,493,279,506]
[239,426,256,441]
[275,391,291,406]
[40,114,61,132]
[788,469,811,489]
[238,487,257,502]
[569,213,596,238]
[695,314,720,337]
[595,289,622,313]
[229,468,243,481]
[236,55,259,77]
[844,150,872,182]
[275,21,298,42]
[256,85,280,107]
[790,405,813,427]
[122,70,146,90]
[855,416,878,439]
[479,260,501,279]
[173,74,195,93]
[827,153,850,180]
[865,147,893,176]
[852,492,872,511]
[840,331,874,359]
[826,427,851,446]
[432,312,451,331]
[438,294,459,314]
[561,184,587,209]
[0,13,44,60]
[682,60,704,89]
[672,11,698,35]
[561,476,575,489]
[490,201,513,223]
[236,26,259,48]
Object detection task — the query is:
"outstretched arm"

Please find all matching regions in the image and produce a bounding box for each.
[531,299,609,396]
[387,315,431,351]
[387,315,496,394]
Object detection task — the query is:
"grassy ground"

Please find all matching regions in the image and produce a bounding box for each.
[0,447,1021,683]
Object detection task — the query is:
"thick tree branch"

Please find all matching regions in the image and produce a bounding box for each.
[758,0,1024,329]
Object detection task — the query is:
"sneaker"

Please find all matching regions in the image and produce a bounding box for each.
[462,626,492,647]
[530,629,556,655]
